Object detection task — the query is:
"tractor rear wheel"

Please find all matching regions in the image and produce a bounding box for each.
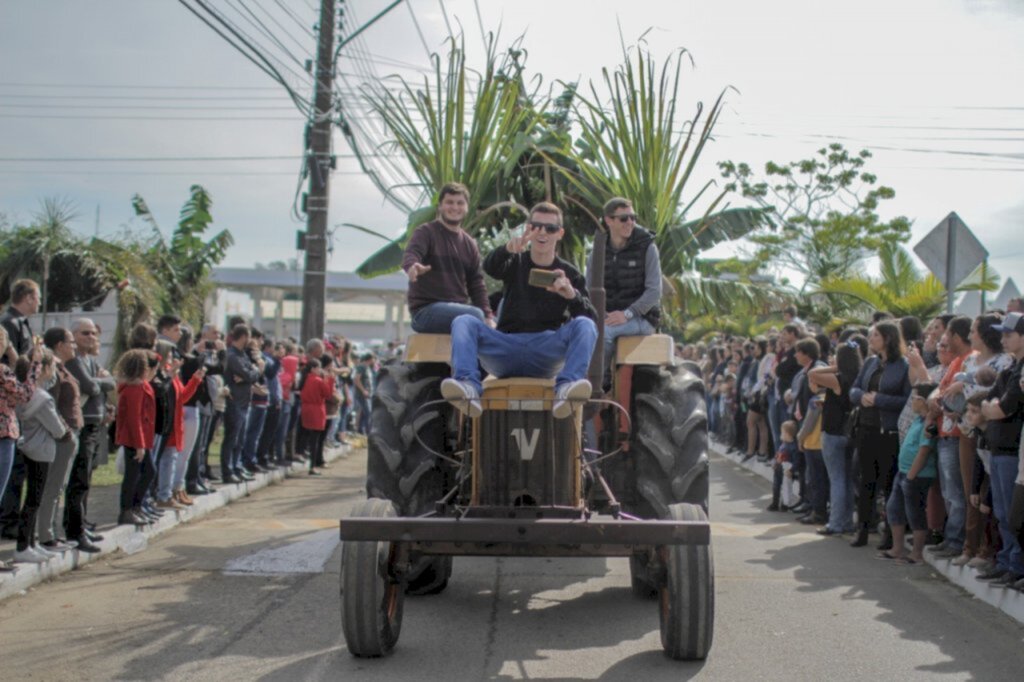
[366,362,454,595]
[630,364,709,518]
[340,498,405,657]
[659,503,714,660]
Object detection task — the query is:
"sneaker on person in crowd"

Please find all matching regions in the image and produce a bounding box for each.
[976,567,1008,581]
[13,546,50,564]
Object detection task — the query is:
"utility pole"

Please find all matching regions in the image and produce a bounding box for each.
[300,0,337,343]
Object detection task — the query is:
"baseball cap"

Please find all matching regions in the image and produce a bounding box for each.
[993,312,1024,335]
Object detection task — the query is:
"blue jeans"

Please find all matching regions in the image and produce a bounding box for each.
[242,405,268,469]
[937,436,965,552]
[804,449,828,516]
[273,397,292,461]
[989,455,1024,575]
[156,444,181,502]
[450,315,598,394]
[0,438,15,512]
[220,401,249,477]
[766,391,781,455]
[412,302,484,334]
[821,433,855,532]
[603,317,655,365]
[886,471,933,531]
[353,393,371,434]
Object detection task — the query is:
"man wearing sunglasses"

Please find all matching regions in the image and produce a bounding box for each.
[442,202,598,419]
[402,182,496,334]
[586,197,662,374]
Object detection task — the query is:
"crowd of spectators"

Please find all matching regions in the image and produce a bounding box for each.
[0,277,384,570]
[682,301,1024,590]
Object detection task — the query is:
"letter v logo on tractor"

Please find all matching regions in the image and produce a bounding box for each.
[510,427,540,461]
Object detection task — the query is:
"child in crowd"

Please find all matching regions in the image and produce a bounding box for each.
[880,383,938,565]
[963,392,999,570]
[115,350,158,526]
[768,420,799,512]
[12,352,66,563]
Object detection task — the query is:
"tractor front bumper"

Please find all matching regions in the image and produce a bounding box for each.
[338,515,710,557]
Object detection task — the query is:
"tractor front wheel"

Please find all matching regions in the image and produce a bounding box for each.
[658,503,714,660]
[341,498,405,657]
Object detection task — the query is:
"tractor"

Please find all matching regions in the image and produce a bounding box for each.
[339,233,712,660]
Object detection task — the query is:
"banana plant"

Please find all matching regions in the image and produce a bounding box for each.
[131,184,233,326]
[817,242,998,320]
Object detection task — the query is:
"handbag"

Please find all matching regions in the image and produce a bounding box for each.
[798,395,824,451]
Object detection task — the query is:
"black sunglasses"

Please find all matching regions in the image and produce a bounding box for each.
[529,221,561,234]
[609,214,637,223]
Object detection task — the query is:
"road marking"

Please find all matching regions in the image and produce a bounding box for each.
[223,529,340,576]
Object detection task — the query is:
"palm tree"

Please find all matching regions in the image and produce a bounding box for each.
[0,198,112,327]
[353,35,544,277]
[817,242,997,320]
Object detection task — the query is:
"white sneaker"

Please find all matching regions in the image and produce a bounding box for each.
[553,379,591,419]
[32,544,60,558]
[13,547,49,564]
[441,379,482,418]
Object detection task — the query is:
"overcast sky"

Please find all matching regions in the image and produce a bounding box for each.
[2,0,1022,295]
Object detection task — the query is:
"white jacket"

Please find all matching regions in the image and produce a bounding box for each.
[15,387,68,463]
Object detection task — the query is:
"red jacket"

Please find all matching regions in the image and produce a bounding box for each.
[116,382,156,450]
[280,355,299,402]
[164,372,203,451]
[300,373,335,431]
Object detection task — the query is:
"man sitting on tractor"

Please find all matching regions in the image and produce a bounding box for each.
[586,197,662,376]
[442,201,598,419]
[402,182,496,334]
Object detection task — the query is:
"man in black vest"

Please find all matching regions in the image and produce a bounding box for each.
[586,198,662,368]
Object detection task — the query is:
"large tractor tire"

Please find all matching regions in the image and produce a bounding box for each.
[630,363,709,518]
[659,503,714,660]
[341,498,405,657]
[366,361,453,595]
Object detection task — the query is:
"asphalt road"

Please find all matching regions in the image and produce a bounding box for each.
[2,451,1023,681]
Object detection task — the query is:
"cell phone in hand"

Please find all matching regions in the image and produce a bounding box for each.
[528,268,558,288]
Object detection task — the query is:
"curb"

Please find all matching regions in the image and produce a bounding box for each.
[711,440,1024,626]
[0,445,352,603]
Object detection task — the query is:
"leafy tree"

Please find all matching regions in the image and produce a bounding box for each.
[131,185,233,328]
[817,242,997,320]
[719,143,912,297]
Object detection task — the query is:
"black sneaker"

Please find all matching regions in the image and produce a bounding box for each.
[976,567,1009,581]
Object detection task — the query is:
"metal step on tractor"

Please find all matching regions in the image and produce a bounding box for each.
[339,315,714,660]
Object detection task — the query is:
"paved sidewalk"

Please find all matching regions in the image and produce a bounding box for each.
[0,445,355,603]
[711,438,1024,626]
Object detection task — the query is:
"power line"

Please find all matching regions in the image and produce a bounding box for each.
[0,113,300,121]
[225,0,312,70]
[406,0,433,59]
[0,153,392,162]
[0,103,298,111]
[271,0,316,38]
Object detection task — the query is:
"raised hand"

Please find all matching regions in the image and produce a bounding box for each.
[506,224,533,254]
[406,262,432,282]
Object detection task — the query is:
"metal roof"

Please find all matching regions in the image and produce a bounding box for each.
[211,267,407,294]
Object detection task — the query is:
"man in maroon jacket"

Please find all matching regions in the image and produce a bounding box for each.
[403,182,496,334]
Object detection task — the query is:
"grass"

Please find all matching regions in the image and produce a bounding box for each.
[92,432,224,487]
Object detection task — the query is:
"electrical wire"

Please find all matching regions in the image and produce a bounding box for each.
[178,0,312,116]
[407,0,433,59]
[225,0,312,70]
[272,0,316,39]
